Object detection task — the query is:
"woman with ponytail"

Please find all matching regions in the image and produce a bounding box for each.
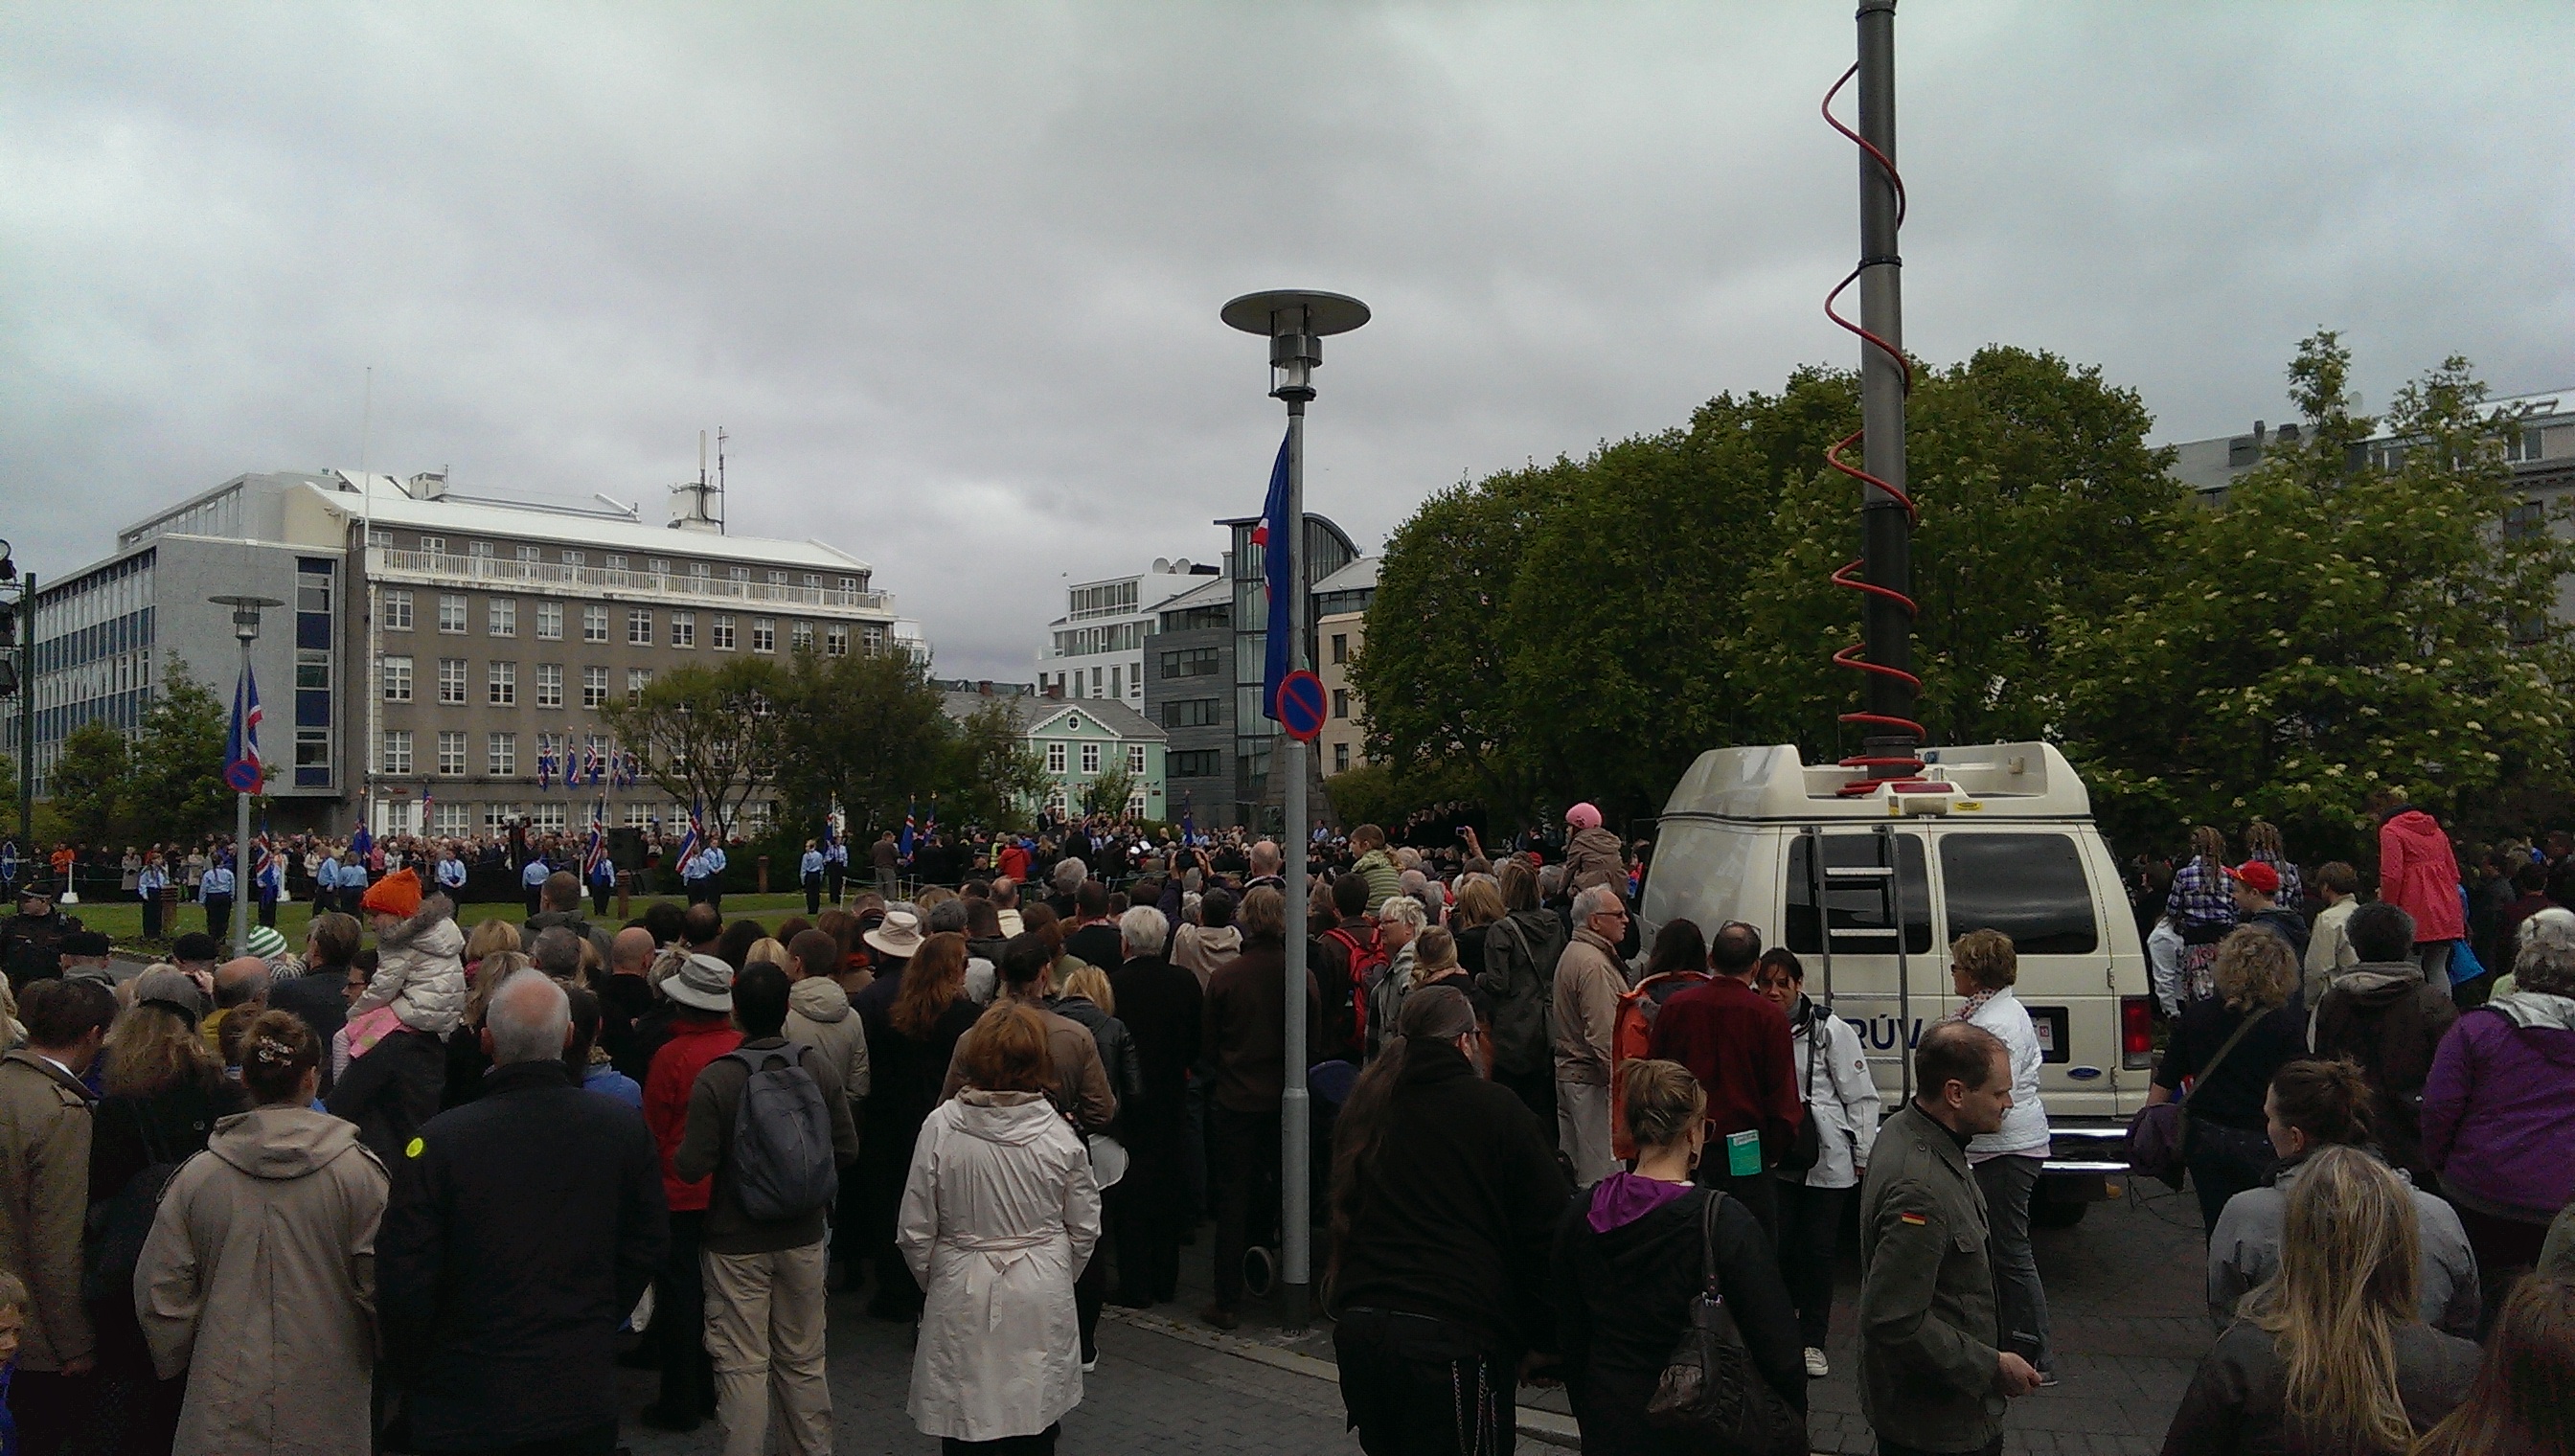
[2207,1058,2481,1336]
[2162,1146,2479,1455]
[1328,987,1567,1456]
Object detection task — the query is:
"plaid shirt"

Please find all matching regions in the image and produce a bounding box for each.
[2167,860,2235,931]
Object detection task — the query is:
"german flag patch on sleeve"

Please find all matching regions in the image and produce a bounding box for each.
[1898,1210,1929,1226]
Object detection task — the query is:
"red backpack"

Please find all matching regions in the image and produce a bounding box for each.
[1609,970,1712,1159]
[1322,923,1391,1053]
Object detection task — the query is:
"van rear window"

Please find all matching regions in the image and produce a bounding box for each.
[1940,832,2099,956]
[1787,832,1932,956]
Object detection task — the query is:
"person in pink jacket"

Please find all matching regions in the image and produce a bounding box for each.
[2375,789,2466,990]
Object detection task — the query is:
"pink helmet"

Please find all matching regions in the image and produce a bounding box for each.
[1565,802,1603,831]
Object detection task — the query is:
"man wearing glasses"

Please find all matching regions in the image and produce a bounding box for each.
[1551,885,1636,1183]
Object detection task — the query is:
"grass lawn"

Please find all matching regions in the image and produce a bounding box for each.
[70,891,830,957]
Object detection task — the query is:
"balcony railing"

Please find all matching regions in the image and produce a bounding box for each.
[371,548,892,613]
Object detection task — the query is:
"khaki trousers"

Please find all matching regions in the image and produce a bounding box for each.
[703,1240,833,1456]
[1556,1079,1617,1184]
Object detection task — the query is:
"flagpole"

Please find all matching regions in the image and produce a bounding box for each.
[211,594,281,953]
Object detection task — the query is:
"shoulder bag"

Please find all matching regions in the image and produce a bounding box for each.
[1775,1005,1825,1173]
[2124,1008,2262,1190]
[1645,1192,1806,1453]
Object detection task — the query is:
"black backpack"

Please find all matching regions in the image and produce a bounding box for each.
[84,1102,202,1303]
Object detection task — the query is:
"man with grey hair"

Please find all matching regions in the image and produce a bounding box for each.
[381,967,669,1455]
[1551,884,1634,1184]
[1245,840,1284,894]
[1049,856,1088,919]
[1109,904,1200,1306]
[529,925,586,983]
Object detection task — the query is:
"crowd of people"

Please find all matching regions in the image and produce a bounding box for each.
[0,785,2564,1455]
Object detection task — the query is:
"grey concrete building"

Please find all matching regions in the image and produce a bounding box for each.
[11,467,923,838]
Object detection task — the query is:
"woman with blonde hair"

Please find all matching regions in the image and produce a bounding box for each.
[462,916,521,970]
[1552,1058,1805,1452]
[2160,1147,2477,1454]
[900,1002,1100,1453]
[2149,925,2313,1231]
[744,936,788,967]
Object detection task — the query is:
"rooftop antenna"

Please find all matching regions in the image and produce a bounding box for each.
[716,425,728,535]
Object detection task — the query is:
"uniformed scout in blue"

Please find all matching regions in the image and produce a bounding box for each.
[1857,1021,2042,1456]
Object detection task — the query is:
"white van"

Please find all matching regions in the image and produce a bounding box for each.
[1639,739,2152,1221]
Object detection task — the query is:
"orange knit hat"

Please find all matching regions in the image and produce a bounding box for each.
[361,867,422,920]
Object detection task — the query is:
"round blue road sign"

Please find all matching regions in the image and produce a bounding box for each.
[1276,671,1328,743]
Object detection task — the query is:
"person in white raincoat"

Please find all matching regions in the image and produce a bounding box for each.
[900,1002,1103,1452]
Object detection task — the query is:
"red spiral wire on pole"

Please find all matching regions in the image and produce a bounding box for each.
[1820,61,1924,774]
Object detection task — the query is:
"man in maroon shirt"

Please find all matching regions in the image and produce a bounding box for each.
[1648,921,1802,1239]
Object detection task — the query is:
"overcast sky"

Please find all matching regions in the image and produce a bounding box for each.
[7,3,2570,681]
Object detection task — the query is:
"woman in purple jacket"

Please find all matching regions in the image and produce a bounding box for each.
[2421,935,2575,1329]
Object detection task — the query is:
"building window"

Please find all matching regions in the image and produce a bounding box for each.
[604,554,627,573]
[467,542,494,566]
[863,625,884,654]
[438,594,467,633]
[488,598,516,637]
[1333,689,1351,720]
[535,602,562,640]
[433,803,468,835]
[562,550,585,566]
[484,803,520,832]
[1169,749,1222,778]
[487,661,516,705]
[711,614,736,650]
[419,535,445,558]
[1333,741,1351,773]
[790,622,814,651]
[581,604,607,642]
[2505,499,2546,541]
[437,731,467,775]
[647,557,670,579]
[384,589,413,630]
[536,663,563,708]
[381,730,413,774]
[627,668,652,703]
[670,611,695,648]
[437,658,467,705]
[825,626,848,656]
[627,608,652,645]
[1082,742,1101,774]
[381,655,413,702]
[689,562,711,584]
[752,619,776,653]
[582,666,608,709]
[626,805,650,829]
[1127,744,1146,773]
[1161,698,1220,729]
[530,803,567,832]
[515,544,539,563]
[1160,647,1220,679]
[1047,741,1067,773]
[1331,633,1348,665]
[488,732,517,776]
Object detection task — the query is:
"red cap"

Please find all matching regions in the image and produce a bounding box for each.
[2224,860,2281,896]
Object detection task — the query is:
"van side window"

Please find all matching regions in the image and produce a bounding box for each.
[1787,833,1932,955]
[1940,832,2099,956]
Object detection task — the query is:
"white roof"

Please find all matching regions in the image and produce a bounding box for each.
[1313,555,1379,594]
[307,472,874,575]
[1660,740,2095,822]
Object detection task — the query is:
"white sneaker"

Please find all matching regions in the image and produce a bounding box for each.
[1082,1356,1098,1374]
[1803,1347,1830,1378]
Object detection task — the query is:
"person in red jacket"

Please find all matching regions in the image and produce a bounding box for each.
[2374,789,2467,991]
[1647,921,1802,1240]
[638,953,741,1432]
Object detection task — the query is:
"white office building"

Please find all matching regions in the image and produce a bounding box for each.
[1036,558,1219,708]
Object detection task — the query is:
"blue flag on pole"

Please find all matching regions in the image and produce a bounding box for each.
[224,662,265,793]
[1257,428,1292,721]
[899,804,916,859]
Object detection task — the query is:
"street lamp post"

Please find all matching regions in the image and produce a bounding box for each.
[1221,288,1369,1331]
[211,595,281,951]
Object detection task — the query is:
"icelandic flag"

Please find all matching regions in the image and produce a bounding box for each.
[1181,808,1196,847]
[923,795,937,834]
[585,746,606,786]
[675,802,707,877]
[899,804,916,859]
[821,812,839,855]
[254,832,281,893]
[1256,428,1292,721]
[351,819,373,859]
[420,783,433,822]
[582,808,606,880]
[536,747,556,788]
[615,749,638,788]
[223,662,265,793]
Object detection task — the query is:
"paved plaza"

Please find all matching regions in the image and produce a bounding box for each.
[622,1174,2212,1455]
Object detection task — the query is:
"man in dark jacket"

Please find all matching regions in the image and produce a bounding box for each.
[327,1024,447,1172]
[1858,1021,2040,1456]
[1331,987,1569,1453]
[380,967,668,1455]
[2226,860,2311,963]
[2310,901,2458,1187]
[1108,905,1204,1307]
[673,964,858,1456]
[1310,872,1379,1064]
[0,886,82,993]
[1650,921,1802,1238]
[1198,886,1322,1329]
[524,871,614,965]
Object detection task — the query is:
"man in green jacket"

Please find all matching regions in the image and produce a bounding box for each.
[1858,1020,2042,1456]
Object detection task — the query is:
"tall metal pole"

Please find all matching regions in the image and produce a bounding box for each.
[17,573,34,851]
[232,626,256,952]
[1856,0,1915,765]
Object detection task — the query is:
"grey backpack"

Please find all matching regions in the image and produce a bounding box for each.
[720,1047,837,1221]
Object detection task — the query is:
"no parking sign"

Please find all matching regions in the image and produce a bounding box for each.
[1276,671,1328,743]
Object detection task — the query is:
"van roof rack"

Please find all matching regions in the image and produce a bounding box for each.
[1658,740,2092,823]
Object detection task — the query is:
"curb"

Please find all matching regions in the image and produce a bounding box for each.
[1100,1306,1584,1449]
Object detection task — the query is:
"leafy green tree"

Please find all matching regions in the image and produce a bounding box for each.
[770,648,953,841]
[2054,332,2575,857]
[942,702,1047,832]
[600,656,787,837]
[123,654,232,845]
[51,720,131,846]
[1081,764,1136,818]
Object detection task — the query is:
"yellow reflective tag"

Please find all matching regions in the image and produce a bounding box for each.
[405,1137,425,1159]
